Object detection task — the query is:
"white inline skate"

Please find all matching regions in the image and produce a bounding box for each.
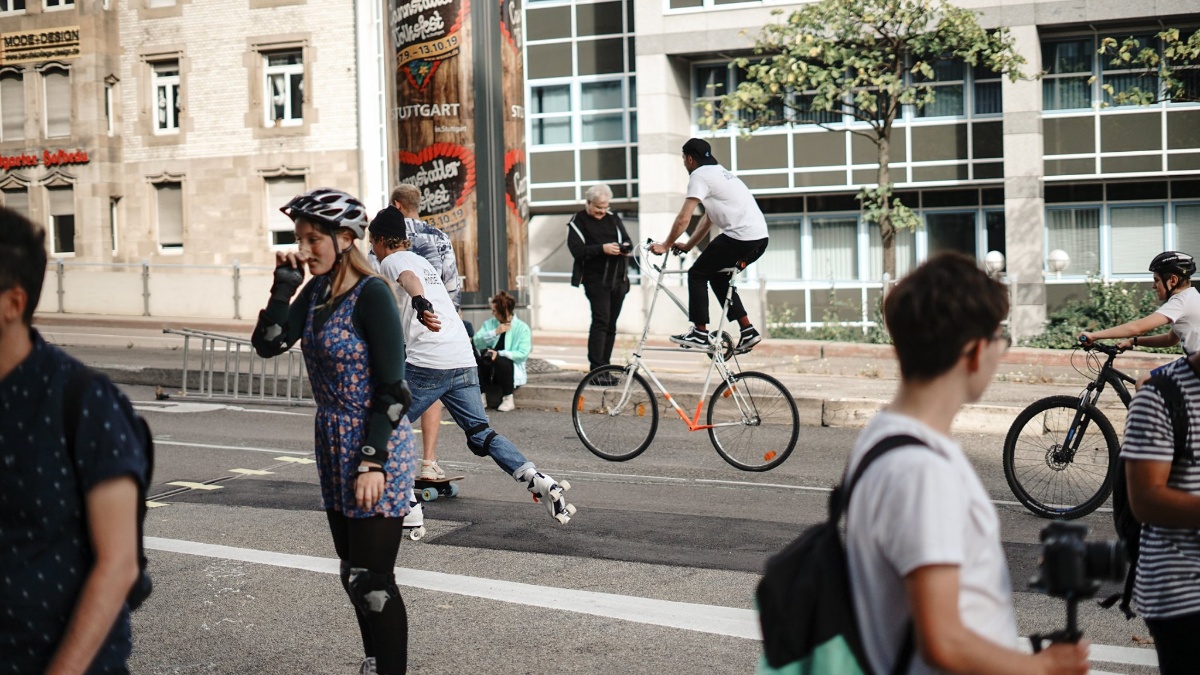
[519,469,577,525]
[402,488,426,541]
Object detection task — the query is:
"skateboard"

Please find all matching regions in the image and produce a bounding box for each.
[414,475,465,502]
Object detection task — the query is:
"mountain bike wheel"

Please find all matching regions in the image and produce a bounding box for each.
[572,365,659,462]
[1003,395,1119,520]
[708,371,799,471]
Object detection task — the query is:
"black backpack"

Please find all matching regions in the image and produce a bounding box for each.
[64,366,155,611]
[1101,372,1192,619]
[757,435,923,675]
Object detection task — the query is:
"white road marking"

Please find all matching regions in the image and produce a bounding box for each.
[134,401,311,417]
[166,481,223,491]
[143,537,1156,669]
[154,440,306,455]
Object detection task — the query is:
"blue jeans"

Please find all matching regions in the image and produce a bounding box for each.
[404,363,534,478]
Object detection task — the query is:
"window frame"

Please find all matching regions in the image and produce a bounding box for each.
[264,174,306,248]
[46,185,76,257]
[40,63,71,139]
[44,0,72,10]
[0,1,26,15]
[151,59,181,134]
[262,48,304,127]
[150,178,185,253]
[0,69,25,142]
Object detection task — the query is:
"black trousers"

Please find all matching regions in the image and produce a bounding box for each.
[1146,611,1200,674]
[584,281,628,371]
[477,353,516,395]
[327,511,408,675]
[688,234,768,326]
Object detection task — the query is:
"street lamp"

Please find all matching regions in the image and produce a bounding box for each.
[1047,249,1070,280]
[984,250,1005,277]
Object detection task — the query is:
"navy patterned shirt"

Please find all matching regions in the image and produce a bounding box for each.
[1,330,149,674]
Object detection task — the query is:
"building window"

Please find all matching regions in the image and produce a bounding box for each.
[1046,207,1101,275]
[148,0,176,6]
[915,59,965,118]
[109,197,119,254]
[694,64,731,128]
[1,187,28,218]
[1101,34,1159,107]
[104,82,114,135]
[530,85,571,144]
[155,182,183,250]
[47,186,74,255]
[264,50,303,126]
[152,60,180,133]
[0,1,26,13]
[1,72,23,141]
[1042,39,1093,111]
[581,80,624,142]
[42,66,70,138]
[1109,205,1164,274]
[810,216,859,280]
[1177,204,1200,256]
[44,0,72,9]
[266,176,304,246]
[973,66,1003,115]
[868,224,916,280]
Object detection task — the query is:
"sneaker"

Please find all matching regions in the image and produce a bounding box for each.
[592,371,619,387]
[497,394,515,412]
[358,657,377,675]
[520,469,577,525]
[736,326,762,353]
[670,326,710,349]
[419,459,445,481]
[481,391,489,408]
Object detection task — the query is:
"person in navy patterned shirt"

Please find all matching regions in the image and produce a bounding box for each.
[0,206,149,674]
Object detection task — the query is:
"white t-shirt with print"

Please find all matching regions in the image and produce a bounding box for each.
[685,164,768,241]
[378,251,475,369]
[845,412,1019,675]
[1156,288,1200,355]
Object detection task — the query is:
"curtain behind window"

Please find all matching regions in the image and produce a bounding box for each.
[44,69,70,137]
[156,182,183,248]
[1177,206,1200,259]
[1046,208,1101,275]
[811,217,858,280]
[1,74,23,141]
[1110,206,1164,274]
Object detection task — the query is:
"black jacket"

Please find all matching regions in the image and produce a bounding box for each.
[567,209,631,290]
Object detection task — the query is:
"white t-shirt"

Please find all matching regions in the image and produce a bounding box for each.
[685,164,768,241]
[1156,288,1200,355]
[846,412,1019,675]
[378,251,475,369]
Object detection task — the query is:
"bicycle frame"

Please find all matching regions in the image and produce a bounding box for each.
[1064,347,1136,456]
[604,242,756,433]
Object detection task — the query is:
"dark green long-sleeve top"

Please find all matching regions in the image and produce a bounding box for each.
[257,275,406,459]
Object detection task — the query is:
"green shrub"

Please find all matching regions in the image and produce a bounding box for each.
[767,297,891,344]
[1022,278,1172,350]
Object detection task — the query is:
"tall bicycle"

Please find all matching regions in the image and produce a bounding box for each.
[1002,342,1134,519]
[570,241,800,471]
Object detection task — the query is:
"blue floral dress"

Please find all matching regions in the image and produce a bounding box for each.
[303,276,416,518]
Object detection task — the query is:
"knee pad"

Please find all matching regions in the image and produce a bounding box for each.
[348,567,400,614]
[464,422,497,457]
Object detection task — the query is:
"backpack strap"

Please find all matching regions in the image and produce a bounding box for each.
[1145,373,1192,465]
[834,433,926,675]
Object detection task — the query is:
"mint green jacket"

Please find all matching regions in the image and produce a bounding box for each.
[473,316,531,387]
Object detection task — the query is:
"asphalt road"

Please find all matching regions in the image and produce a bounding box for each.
[116,383,1161,675]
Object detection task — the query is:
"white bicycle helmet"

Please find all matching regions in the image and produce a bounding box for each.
[280,188,368,240]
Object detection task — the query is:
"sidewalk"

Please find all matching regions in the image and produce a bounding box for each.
[35,312,1177,435]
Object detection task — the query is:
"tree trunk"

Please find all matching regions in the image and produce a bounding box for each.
[877,135,895,281]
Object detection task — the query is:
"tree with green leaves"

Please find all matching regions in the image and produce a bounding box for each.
[1097,28,1200,105]
[704,0,1024,279]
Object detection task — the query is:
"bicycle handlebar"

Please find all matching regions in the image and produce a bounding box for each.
[1079,339,1125,357]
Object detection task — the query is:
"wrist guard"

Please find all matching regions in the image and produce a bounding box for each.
[412,295,434,317]
[270,263,305,303]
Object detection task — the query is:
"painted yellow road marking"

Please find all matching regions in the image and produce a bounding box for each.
[274,456,315,464]
[229,468,274,475]
[167,481,223,490]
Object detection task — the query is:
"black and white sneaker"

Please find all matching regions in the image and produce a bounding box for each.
[670,327,710,349]
[736,326,762,353]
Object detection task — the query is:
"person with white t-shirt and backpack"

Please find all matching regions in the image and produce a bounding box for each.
[1081,251,1200,359]
[650,138,769,353]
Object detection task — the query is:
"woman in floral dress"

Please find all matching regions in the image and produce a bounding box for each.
[252,188,416,675]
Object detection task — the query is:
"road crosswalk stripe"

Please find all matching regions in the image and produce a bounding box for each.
[144,537,1156,669]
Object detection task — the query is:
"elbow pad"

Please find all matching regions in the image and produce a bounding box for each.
[251,310,290,358]
[370,379,412,427]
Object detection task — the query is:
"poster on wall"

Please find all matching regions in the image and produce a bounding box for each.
[390,0,479,291]
[500,0,528,291]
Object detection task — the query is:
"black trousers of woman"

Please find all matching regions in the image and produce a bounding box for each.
[584,282,627,371]
[327,511,408,675]
[477,353,516,395]
[1146,612,1200,675]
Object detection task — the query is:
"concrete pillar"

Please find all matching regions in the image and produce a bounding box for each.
[1002,24,1047,340]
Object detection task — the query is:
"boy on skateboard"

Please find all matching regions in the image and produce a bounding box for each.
[368,207,577,524]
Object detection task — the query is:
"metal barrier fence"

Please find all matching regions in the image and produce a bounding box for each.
[164,328,309,402]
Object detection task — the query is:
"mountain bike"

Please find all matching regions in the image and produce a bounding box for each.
[1002,342,1135,519]
[570,241,800,471]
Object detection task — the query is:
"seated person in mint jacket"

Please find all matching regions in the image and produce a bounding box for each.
[473,291,531,412]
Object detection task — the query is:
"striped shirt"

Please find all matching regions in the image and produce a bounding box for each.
[1120,356,1200,620]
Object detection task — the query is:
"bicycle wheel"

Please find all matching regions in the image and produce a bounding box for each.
[1002,395,1118,520]
[708,371,799,471]
[572,365,659,462]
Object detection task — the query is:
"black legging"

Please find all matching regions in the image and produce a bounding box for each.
[477,354,516,396]
[687,234,768,326]
[326,511,408,675]
[1146,611,1200,675]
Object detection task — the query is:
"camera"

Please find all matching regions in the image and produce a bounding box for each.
[1032,522,1126,599]
[619,241,632,254]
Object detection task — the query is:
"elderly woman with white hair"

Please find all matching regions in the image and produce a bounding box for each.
[567,183,633,373]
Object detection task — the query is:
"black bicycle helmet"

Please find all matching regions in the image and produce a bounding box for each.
[1149,251,1197,279]
[280,188,368,240]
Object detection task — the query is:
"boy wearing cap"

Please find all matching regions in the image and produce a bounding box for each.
[650,138,769,352]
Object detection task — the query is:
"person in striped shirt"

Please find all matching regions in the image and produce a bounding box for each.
[1121,353,1200,674]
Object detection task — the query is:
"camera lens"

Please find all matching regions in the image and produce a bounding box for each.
[1084,540,1128,583]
